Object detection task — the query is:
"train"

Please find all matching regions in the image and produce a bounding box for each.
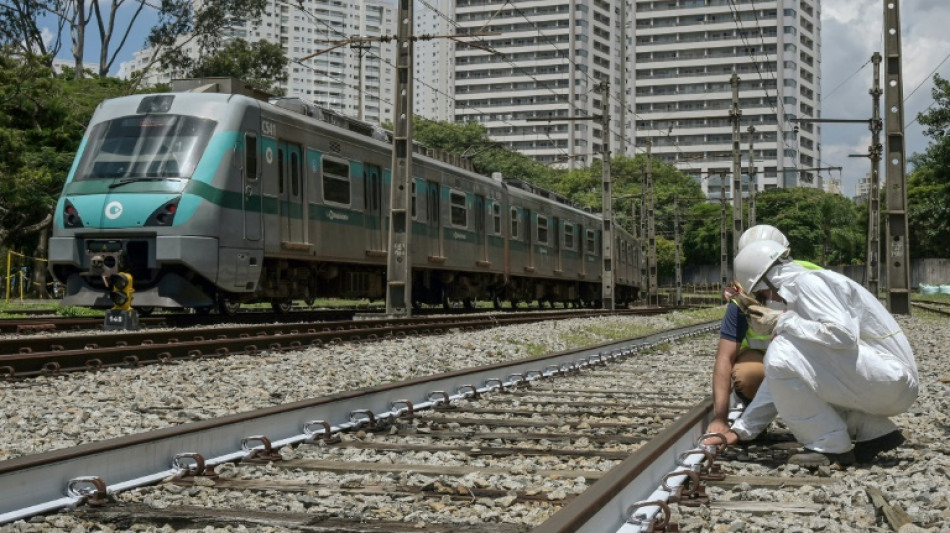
[48,78,641,314]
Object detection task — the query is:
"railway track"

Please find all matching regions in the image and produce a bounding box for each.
[0,308,670,378]
[911,301,950,317]
[1,322,721,529]
[1,315,944,531]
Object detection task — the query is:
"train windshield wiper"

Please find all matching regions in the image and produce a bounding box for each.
[107,177,175,189]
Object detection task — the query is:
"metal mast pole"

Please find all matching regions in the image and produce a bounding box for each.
[747,125,757,226]
[719,171,729,292]
[645,141,657,306]
[867,52,883,298]
[882,0,911,314]
[600,81,614,310]
[639,187,647,301]
[730,72,743,255]
[673,195,682,306]
[385,0,414,316]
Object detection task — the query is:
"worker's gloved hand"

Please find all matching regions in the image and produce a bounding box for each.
[746,304,783,336]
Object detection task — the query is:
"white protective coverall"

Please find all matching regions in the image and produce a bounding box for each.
[734,262,918,454]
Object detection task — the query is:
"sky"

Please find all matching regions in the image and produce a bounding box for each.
[48,0,950,198]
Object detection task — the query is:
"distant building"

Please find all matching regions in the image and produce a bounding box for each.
[632,0,823,198]
[119,0,397,125]
[854,173,871,203]
[52,57,98,75]
[453,0,632,168]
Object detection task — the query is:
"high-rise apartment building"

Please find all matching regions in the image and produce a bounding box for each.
[413,3,456,122]
[120,0,397,124]
[453,0,632,168]
[632,0,822,196]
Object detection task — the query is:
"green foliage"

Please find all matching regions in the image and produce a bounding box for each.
[191,39,288,95]
[906,73,950,258]
[754,187,864,265]
[146,0,269,84]
[0,51,133,250]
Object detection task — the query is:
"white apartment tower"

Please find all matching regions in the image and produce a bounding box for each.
[413,3,456,122]
[121,0,397,124]
[453,0,632,167]
[632,0,822,196]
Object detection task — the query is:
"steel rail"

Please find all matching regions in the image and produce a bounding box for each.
[0,321,717,524]
[530,399,714,533]
[0,309,669,377]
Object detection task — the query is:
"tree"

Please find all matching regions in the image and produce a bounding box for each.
[754,187,864,265]
[0,51,133,294]
[191,39,288,95]
[906,73,950,258]
[1,1,267,80]
[0,1,64,62]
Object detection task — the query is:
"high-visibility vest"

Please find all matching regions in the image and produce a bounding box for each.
[737,259,822,352]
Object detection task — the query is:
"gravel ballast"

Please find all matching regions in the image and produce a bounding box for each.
[0,310,947,531]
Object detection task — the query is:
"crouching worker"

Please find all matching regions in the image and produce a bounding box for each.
[706,225,818,446]
[731,240,919,467]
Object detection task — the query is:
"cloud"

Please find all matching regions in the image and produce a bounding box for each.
[822,0,950,197]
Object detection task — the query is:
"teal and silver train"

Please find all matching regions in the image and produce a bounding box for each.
[49,80,641,313]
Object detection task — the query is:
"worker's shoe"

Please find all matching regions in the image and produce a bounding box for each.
[854,430,905,463]
[788,449,855,469]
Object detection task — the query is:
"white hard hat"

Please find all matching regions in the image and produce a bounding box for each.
[738,224,789,251]
[734,240,790,293]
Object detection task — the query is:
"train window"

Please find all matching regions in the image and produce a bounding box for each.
[586,229,596,253]
[564,223,575,249]
[450,190,467,227]
[323,158,351,205]
[537,216,549,244]
[510,207,519,239]
[492,203,501,234]
[73,114,216,181]
[290,151,300,196]
[244,133,258,180]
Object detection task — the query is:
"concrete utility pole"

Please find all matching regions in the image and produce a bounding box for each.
[747,125,757,227]
[673,195,683,306]
[867,52,883,298]
[645,141,658,306]
[730,72,743,255]
[350,38,372,121]
[599,81,614,310]
[385,0,414,316]
[883,0,912,314]
[638,188,648,300]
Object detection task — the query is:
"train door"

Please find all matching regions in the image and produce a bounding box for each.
[525,208,534,271]
[243,132,262,241]
[427,181,442,259]
[364,164,383,252]
[474,194,487,264]
[578,223,586,277]
[278,141,305,245]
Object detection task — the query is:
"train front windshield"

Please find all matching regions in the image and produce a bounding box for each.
[73,115,217,181]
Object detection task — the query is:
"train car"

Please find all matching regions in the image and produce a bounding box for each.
[48,79,640,313]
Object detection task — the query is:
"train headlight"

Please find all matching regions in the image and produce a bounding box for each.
[63,200,85,228]
[107,272,134,310]
[145,198,181,226]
